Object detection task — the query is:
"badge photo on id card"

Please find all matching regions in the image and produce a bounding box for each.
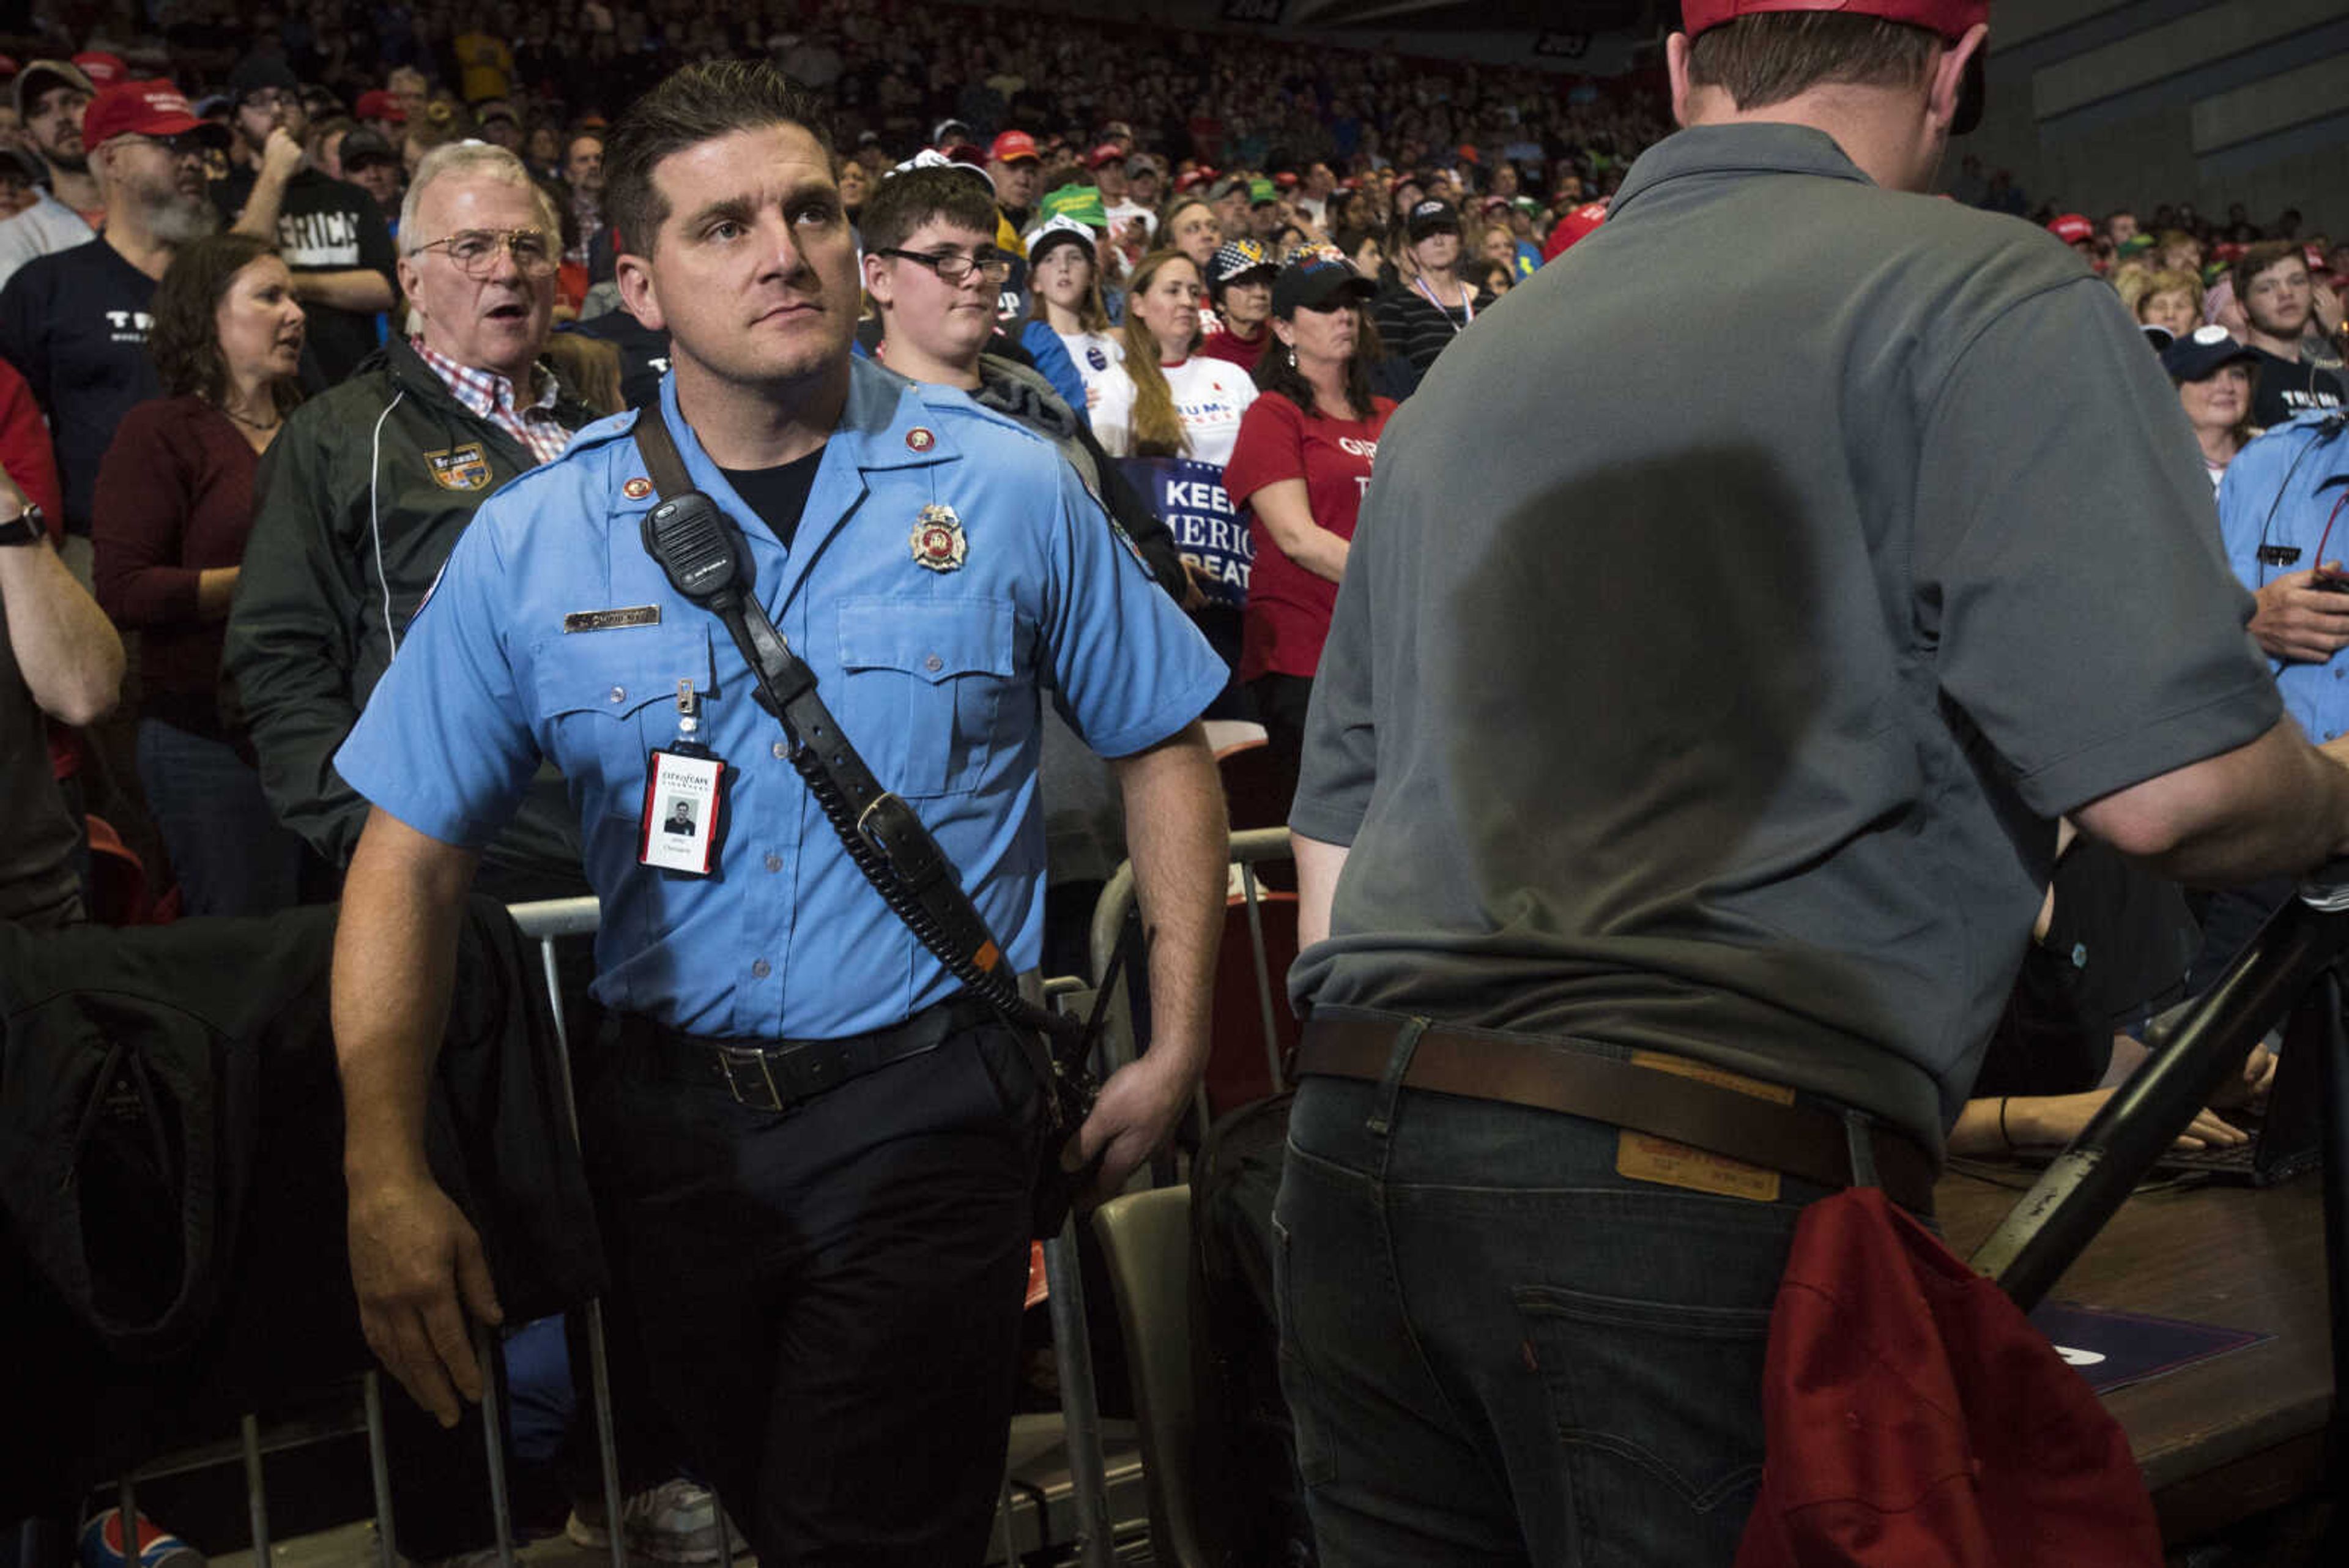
[639,748,727,875]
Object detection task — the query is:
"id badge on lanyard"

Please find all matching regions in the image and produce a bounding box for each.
[639,680,729,876]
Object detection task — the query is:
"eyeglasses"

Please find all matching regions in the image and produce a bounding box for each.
[409,228,560,278]
[119,132,215,163]
[872,247,1014,285]
[242,91,297,113]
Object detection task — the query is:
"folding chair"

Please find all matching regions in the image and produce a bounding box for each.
[1206,886,1300,1117]
[1091,1186,1208,1568]
[1215,738,1292,836]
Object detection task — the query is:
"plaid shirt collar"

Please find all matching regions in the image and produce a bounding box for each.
[407,336,570,464]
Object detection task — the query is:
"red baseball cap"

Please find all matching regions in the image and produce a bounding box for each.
[1680,0,1987,39]
[1085,141,1124,169]
[83,80,220,147]
[72,51,127,87]
[2046,212,2093,245]
[989,130,1038,164]
[1542,199,1609,261]
[354,87,407,124]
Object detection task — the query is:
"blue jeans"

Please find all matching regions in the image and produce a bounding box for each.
[1273,1041,1835,1567]
[135,719,309,916]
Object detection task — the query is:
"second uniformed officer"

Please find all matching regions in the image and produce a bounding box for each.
[327,62,1230,1566]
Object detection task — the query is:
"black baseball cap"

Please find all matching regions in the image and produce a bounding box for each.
[1271,245,1378,317]
[1406,198,1460,240]
[227,53,300,104]
[2160,324,2260,383]
[338,126,399,169]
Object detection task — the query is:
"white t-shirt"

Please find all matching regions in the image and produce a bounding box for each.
[0,191,95,295]
[1056,330,1124,407]
[1090,355,1260,468]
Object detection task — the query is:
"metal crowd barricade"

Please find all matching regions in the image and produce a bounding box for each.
[505,896,633,1568]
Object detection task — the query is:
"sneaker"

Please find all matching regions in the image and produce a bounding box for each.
[565,1479,742,1564]
[76,1512,204,1568]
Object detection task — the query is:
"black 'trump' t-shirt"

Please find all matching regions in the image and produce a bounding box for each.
[2244,345,2347,431]
[0,237,162,532]
[215,166,398,388]
[563,311,671,412]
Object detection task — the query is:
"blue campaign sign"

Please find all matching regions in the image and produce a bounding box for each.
[1123,455,1252,609]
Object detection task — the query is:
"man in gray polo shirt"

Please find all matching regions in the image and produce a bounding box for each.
[1277,3,2349,1564]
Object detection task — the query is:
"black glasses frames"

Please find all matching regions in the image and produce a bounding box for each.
[872,247,1015,285]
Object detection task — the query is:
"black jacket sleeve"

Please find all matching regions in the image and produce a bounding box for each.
[1072,415,1188,600]
[222,412,373,866]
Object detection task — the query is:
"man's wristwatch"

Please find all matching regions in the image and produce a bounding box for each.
[0,505,45,547]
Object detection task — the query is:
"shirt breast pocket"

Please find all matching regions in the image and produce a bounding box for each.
[531,626,714,817]
[835,596,1016,799]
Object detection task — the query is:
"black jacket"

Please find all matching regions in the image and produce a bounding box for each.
[223,338,596,896]
[0,899,604,1367]
[0,900,604,1506]
[970,352,1190,599]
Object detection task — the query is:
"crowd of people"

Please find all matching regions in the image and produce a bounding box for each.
[2,2,2348,1566]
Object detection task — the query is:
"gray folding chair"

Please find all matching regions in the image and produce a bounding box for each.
[1091,1186,1209,1568]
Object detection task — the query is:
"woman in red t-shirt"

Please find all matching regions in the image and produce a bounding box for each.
[1222,245,1397,798]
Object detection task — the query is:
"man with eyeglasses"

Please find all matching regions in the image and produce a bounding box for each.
[213,54,396,388]
[0,59,100,293]
[227,148,636,1560]
[228,140,593,903]
[0,79,225,559]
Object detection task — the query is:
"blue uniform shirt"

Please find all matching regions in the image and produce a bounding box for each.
[2217,409,2349,741]
[336,356,1225,1038]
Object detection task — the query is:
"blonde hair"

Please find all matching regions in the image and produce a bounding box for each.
[1119,250,1201,457]
[2132,268,2203,323]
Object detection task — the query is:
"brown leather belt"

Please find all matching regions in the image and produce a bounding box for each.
[1294,1014,1938,1214]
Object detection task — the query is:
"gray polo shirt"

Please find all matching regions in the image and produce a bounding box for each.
[1289,124,2280,1154]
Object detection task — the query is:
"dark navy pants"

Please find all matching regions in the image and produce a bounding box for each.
[579,1016,1040,1567]
[1274,1039,1835,1567]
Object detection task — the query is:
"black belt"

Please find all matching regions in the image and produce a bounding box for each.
[1296,1014,1939,1215]
[621,994,997,1112]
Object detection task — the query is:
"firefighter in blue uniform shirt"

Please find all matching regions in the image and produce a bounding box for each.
[2219,407,2349,742]
[328,62,1228,1567]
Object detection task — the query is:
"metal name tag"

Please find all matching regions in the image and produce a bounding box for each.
[563,605,662,633]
